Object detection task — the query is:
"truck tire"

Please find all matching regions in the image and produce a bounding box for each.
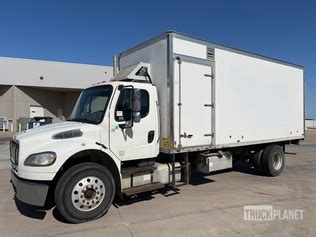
[253,149,263,174]
[55,162,115,223]
[261,145,285,176]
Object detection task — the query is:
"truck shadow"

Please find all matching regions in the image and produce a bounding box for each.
[189,170,216,186]
[113,164,263,208]
[113,171,216,207]
[232,161,262,176]
[52,207,72,223]
[14,196,72,223]
[14,197,47,220]
[113,192,157,207]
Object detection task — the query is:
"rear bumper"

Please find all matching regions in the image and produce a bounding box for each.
[11,171,49,206]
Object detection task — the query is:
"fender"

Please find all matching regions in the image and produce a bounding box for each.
[16,137,122,181]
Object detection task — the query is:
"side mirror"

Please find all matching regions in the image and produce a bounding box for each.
[133,89,141,112]
[117,86,143,129]
[132,89,142,123]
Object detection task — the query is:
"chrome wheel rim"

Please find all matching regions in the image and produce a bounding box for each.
[272,152,283,170]
[71,176,105,212]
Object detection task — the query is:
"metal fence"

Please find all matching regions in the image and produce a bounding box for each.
[306,119,316,129]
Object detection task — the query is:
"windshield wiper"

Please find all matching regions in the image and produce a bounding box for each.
[67,118,91,123]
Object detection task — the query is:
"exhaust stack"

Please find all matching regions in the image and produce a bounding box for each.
[112,55,118,77]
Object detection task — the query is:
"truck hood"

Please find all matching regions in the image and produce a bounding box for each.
[15,121,101,144]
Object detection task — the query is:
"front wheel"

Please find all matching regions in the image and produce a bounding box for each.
[55,162,115,223]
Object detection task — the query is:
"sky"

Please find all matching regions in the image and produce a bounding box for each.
[0,0,315,118]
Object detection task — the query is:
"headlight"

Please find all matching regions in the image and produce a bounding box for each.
[24,152,56,167]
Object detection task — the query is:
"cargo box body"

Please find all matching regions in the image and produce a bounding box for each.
[118,32,304,153]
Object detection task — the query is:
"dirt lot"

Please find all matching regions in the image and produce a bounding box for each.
[0,131,315,236]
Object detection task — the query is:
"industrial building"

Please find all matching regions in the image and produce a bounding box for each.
[0,56,112,131]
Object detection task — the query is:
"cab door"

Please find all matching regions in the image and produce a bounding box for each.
[109,84,158,161]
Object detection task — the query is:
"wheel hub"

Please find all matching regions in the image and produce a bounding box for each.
[272,152,283,170]
[71,176,105,212]
[84,188,96,200]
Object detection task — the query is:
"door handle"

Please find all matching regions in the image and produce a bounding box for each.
[148,130,155,143]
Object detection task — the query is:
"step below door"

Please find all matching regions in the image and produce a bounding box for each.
[173,59,213,149]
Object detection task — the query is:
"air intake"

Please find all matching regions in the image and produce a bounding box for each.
[207,48,215,61]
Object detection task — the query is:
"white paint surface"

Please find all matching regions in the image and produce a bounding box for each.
[173,38,207,59]
[215,48,304,145]
[119,35,304,151]
[173,61,213,148]
[108,82,159,161]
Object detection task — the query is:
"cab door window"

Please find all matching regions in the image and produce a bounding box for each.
[115,89,149,121]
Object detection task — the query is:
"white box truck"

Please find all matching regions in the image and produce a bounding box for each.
[10,31,304,223]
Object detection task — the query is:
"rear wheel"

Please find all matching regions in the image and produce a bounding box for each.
[55,162,115,223]
[261,145,285,176]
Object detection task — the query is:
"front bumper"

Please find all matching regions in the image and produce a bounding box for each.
[11,171,49,206]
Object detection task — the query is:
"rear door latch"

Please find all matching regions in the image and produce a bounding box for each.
[181,132,193,138]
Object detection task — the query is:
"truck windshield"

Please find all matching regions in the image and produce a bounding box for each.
[68,85,113,124]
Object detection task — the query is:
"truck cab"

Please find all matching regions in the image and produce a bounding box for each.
[11,65,161,223]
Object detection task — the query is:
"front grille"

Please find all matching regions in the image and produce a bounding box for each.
[10,140,19,165]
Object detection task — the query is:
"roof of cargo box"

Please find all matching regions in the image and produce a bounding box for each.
[119,31,303,70]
